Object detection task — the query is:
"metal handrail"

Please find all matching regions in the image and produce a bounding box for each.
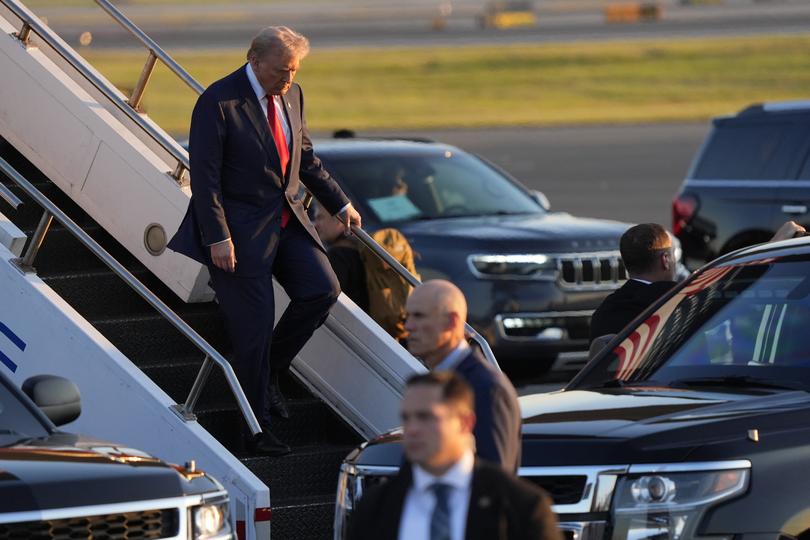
[93,0,205,96]
[0,183,22,210]
[350,226,501,370]
[0,156,261,435]
[1,0,192,181]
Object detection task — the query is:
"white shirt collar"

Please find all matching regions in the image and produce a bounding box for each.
[434,340,470,372]
[631,277,653,285]
[245,63,267,103]
[412,450,474,493]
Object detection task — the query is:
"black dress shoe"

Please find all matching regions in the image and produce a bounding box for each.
[246,431,291,457]
[266,381,290,419]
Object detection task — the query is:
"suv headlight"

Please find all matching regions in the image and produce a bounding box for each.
[468,254,557,279]
[611,467,749,540]
[192,498,232,540]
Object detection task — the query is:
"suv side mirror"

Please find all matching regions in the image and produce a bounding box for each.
[530,190,551,211]
[22,375,81,426]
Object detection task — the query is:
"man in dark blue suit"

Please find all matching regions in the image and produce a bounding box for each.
[404,280,521,472]
[168,27,361,456]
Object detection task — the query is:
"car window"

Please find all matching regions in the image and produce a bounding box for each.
[323,150,542,223]
[574,256,810,391]
[0,377,50,444]
[692,121,809,180]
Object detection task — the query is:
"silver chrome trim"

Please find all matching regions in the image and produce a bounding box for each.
[466,253,558,281]
[685,179,810,188]
[494,311,594,342]
[0,491,227,534]
[518,465,629,514]
[628,460,751,474]
[558,521,607,540]
[556,251,625,291]
[341,463,400,476]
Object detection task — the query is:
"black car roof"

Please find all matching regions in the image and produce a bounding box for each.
[708,235,810,268]
[312,137,460,158]
[720,99,810,122]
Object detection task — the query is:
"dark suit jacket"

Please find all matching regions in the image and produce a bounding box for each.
[454,349,522,473]
[168,65,349,276]
[589,279,676,342]
[347,460,562,540]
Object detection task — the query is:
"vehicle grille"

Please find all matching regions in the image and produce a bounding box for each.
[523,475,587,505]
[558,253,626,290]
[0,509,178,540]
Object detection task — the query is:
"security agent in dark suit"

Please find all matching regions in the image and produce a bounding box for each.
[405,280,521,472]
[167,27,361,456]
[589,220,808,344]
[589,223,678,343]
[348,372,561,540]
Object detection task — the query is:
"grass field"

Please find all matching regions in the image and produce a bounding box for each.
[79,34,810,136]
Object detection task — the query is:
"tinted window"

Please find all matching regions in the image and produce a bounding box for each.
[324,150,542,224]
[692,121,809,180]
[574,256,810,391]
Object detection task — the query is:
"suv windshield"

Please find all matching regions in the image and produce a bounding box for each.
[323,150,542,223]
[0,376,49,445]
[574,255,810,392]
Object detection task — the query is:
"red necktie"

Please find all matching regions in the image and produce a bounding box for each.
[267,95,291,228]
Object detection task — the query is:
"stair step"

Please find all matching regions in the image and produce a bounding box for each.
[197,404,359,449]
[271,497,337,540]
[92,311,230,364]
[245,446,352,503]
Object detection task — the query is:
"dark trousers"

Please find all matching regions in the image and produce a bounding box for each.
[209,218,340,429]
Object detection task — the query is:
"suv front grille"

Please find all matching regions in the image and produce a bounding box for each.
[558,253,626,290]
[523,475,587,505]
[0,509,179,540]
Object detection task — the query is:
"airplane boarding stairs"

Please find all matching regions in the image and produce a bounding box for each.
[0,0,434,537]
[0,141,363,538]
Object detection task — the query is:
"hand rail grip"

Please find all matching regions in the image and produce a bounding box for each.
[0,0,192,180]
[350,226,501,370]
[0,156,261,435]
[0,182,23,209]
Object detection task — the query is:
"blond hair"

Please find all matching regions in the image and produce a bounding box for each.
[247,26,310,62]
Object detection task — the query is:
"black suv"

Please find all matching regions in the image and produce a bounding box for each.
[336,236,810,539]
[315,138,632,369]
[0,370,233,539]
[673,100,810,268]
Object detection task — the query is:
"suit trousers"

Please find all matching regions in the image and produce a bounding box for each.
[209,217,340,428]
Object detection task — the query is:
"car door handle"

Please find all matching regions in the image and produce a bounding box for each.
[782,204,807,215]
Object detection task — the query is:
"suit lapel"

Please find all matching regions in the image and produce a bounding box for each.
[280,93,300,184]
[380,464,412,538]
[235,65,283,171]
[464,462,496,540]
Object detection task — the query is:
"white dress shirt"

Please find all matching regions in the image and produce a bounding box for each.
[208,65,347,247]
[398,450,474,540]
[434,340,471,372]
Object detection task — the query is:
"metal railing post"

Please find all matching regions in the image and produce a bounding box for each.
[129,51,158,111]
[172,356,215,421]
[13,210,53,273]
[14,20,32,46]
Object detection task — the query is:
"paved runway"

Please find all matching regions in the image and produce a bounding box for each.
[33,0,810,51]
